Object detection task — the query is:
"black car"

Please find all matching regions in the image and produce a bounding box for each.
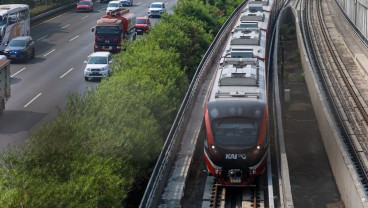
[3,36,35,62]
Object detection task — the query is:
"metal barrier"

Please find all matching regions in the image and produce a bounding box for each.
[31,2,76,23]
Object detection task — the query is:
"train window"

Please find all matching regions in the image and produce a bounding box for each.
[212,118,258,146]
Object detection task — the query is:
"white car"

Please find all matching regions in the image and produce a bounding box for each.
[148,2,166,18]
[84,52,112,81]
[106,0,123,14]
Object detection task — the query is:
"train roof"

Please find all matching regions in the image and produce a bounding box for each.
[207,0,272,105]
[248,0,273,10]
[231,30,260,45]
[209,58,267,102]
[240,12,265,22]
[236,9,270,31]
[224,28,266,61]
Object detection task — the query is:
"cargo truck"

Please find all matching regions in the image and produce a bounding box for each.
[0,58,10,115]
[92,8,137,53]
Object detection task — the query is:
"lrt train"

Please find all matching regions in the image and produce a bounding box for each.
[203,0,279,186]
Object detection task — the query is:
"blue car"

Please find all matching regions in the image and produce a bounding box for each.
[3,36,35,62]
[120,0,133,6]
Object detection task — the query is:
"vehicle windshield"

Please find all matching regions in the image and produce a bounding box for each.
[95,26,120,35]
[88,56,107,64]
[150,4,162,8]
[211,117,258,146]
[108,2,119,7]
[136,19,147,24]
[8,39,26,47]
[79,1,91,5]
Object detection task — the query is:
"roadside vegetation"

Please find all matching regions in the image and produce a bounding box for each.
[0,0,242,207]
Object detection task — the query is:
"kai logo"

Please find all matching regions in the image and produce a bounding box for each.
[225,154,247,160]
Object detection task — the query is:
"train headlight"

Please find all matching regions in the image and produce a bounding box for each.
[250,146,261,160]
[211,145,217,155]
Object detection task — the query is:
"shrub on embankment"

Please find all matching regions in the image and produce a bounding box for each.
[0,0,242,207]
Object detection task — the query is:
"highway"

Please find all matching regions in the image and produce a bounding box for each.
[0,1,174,151]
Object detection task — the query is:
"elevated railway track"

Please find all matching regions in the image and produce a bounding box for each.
[301,0,368,195]
[141,0,368,206]
[140,0,286,207]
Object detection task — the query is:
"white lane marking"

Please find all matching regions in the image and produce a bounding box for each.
[43,49,55,57]
[81,15,89,19]
[24,93,42,108]
[137,2,141,5]
[11,67,26,77]
[37,35,47,41]
[62,24,70,29]
[69,35,79,42]
[60,68,74,78]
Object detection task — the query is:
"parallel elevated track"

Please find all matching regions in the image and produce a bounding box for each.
[301,0,368,194]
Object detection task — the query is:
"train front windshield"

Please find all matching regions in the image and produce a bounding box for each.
[212,117,258,146]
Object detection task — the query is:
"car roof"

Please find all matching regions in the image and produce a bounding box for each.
[10,36,32,41]
[89,52,111,57]
[151,2,164,4]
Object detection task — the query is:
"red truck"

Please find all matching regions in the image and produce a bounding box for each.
[92,8,137,53]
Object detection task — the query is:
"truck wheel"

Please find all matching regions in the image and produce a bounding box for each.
[85,77,88,81]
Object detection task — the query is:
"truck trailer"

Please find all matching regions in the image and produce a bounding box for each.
[92,8,137,53]
[0,59,10,115]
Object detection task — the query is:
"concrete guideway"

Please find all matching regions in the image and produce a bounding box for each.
[288,0,368,207]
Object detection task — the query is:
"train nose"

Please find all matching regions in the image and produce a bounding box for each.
[229,169,242,184]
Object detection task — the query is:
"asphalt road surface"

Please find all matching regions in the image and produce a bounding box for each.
[0,1,176,151]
